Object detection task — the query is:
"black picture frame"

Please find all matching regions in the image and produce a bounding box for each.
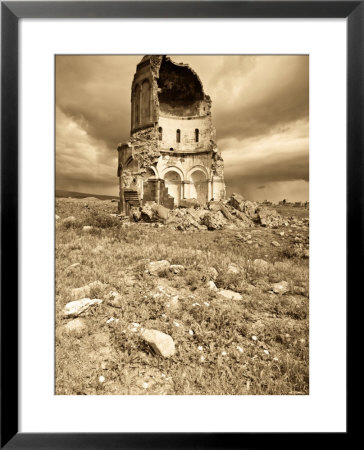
[1,1,358,448]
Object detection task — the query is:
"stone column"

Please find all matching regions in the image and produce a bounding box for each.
[156,179,161,204]
[183,180,191,199]
[207,180,212,201]
[119,176,125,214]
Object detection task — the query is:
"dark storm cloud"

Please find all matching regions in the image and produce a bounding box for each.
[211,56,309,141]
[56,55,309,200]
[56,55,140,150]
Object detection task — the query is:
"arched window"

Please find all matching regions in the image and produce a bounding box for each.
[141,80,151,123]
[176,129,181,143]
[158,127,163,141]
[195,128,199,142]
[134,84,141,126]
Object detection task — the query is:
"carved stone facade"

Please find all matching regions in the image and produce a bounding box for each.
[117,55,226,213]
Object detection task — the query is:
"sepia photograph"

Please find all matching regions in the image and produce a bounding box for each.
[55,54,309,395]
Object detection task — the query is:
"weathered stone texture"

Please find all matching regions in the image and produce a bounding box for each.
[117,55,226,212]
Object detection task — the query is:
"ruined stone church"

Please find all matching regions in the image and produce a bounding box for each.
[117,55,225,214]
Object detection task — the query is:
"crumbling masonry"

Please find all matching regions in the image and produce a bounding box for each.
[117,55,226,214]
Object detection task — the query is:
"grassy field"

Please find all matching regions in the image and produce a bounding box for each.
[56,198,309,395]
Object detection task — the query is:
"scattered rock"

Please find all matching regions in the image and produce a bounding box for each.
[106,290,123,308]
[63,317,87,337]
[147,260,170,276]
[242,200,258,220]
[227,263,240,275]
[218,289,243,301]
[179,198,200,208]
[202,211,225,230]
[141,329,176,358]
[272,281,289,295]
[206,280,218,291]
[63,298,103,317]
[253,259,269,271]
[82,225,93,232]
[141,204,155,221]
[170,264,185,274]
[208,201,222,212]
[152,204,169,221]
[258,208,284,228]
[207,267,218,281]
[230,193,245,211]
[240,282,256,294]
[55,215,60,221]
[70,280,108,300]
[271,241,280,247]
[234,210,253,227]
[253,279,271,291]
[167,295,179,309]
[130,206,142,222]
[219,204,235,221]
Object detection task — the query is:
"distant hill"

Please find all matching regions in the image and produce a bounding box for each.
[56,190,119,201]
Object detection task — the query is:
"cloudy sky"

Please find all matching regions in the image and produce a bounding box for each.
[56,55,309,202]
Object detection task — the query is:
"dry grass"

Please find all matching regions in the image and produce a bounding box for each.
[55,198,309,395]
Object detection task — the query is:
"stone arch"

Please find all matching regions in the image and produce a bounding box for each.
[125,157,139,173]
[145,166,159,179]
[188,166,209,204]
[186,165,209,180]
[163,167,184,207]
[162,166,185,180]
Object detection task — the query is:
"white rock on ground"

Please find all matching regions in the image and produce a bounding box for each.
[63,317,87,337]
[141,329,176,358]
[55,215,60,220]
[253,259,269,271]
[169,264,185,274]
[207,267,218,281]
[63,298,103,318]
[106,290,123,308]
[271,241,280,247]
[218,289,243,301]
[147,260,170,276]
[271,281,289,295]
[70,280,108,300]
[166,295,179,309]
[82,225,93,232]
[206,280,218,291]
[227,264,240,275]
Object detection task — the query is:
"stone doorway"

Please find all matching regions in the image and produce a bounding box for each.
[190,170,208,204]
[164,170,182,206]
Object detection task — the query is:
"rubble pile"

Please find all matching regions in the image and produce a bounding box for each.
[129,193,286,231]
